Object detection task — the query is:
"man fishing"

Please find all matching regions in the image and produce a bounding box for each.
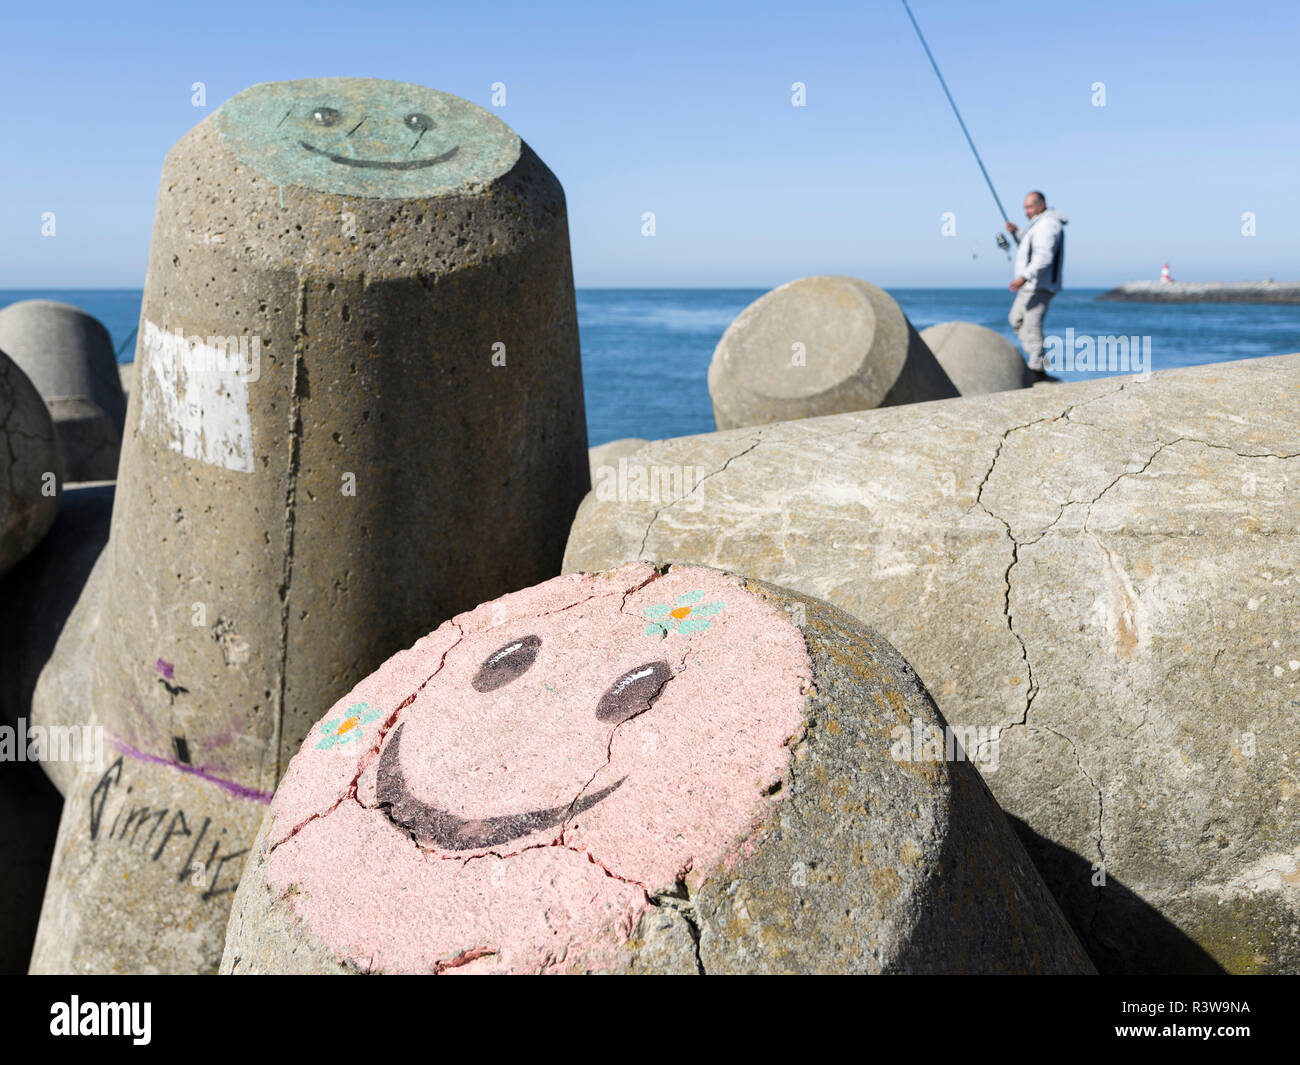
[1006,191,1067,381]
[900,2,1070,382]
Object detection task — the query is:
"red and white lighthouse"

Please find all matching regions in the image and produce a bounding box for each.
[1160,263,1173,283]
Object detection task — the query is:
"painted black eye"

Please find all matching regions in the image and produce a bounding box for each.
[313,107,342,127]
[472,635,541,692]
[596,661,671,724]
[405,112,434,131]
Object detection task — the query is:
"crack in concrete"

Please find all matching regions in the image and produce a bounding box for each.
[270,278,309,788]
[636,431,764,560]
[974,399,1177,730]
[973,388,1136,899]
[974,426,1043,734]
[982,425,1205,951]
[1080,438,1181,533]
[1040,721,1108,944]
[844,421,958,448]
[650,880,706,974]
[560,646,689,840]
[430,946,496,972]
[617,565,665,615]
[269,620,466,849]
[1000,422,1293,956]
[0,356,60,515]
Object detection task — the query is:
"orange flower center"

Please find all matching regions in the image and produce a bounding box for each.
[338,717,359,735]
[670,606,692,619]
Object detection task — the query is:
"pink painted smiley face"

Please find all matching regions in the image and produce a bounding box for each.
[266,563,812,973]
[377,635,671,851]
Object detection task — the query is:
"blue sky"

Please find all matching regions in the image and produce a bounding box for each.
[1,0,1295,288]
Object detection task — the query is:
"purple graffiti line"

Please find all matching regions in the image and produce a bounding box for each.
[110,737,274,804]
[155,658,175,680]
[127,693,166,743]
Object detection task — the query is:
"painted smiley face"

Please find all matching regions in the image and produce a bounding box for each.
[376,638,675,850]
[297,104,461,171]
[214,78,520,198]
[265,563,813,973]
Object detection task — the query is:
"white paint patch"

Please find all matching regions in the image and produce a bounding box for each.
[1207,847,1300,902]
[138,320,254,472]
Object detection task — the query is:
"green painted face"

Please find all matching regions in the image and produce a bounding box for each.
[214,78,521,199]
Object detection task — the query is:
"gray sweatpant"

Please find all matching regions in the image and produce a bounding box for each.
[1008,288,1054,371]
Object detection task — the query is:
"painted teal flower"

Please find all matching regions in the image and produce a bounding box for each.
[315,702,382,750]
[643,590,725,636]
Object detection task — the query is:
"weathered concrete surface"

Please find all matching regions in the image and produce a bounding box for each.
[118,362,133,398]
[29,77,588,974]
[589,437,650,484]
[0,350,62,577]
[707,276,958,430]
[222,564,1090,974]
[27,555,108,799]
[0,482,114,741]
[0,300,126,482]
[920,321,1032,396]
[565,353,1300,974]
[29,755,269,974]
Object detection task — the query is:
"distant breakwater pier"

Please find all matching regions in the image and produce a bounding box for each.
[1099,280,1300,304]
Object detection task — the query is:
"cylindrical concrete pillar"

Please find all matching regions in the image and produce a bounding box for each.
[0,300,126,482]
[29,77,589,973]
[0,350,62,576]
[919,321,1033,396]
[707,276,958,430]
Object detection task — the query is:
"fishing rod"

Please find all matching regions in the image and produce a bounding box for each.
[900,0,1014,258]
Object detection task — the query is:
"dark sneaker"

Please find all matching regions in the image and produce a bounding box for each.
[1029,368,1060,383]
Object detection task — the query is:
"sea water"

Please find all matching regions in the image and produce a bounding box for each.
[4,288,1297,446]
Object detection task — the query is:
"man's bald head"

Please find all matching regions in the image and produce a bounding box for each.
[1024,191,1046,218]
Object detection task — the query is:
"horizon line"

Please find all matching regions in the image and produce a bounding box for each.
[0,283,1129,293]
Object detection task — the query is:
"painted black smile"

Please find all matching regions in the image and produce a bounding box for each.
[298,141,460,170]
[376,723,624,851]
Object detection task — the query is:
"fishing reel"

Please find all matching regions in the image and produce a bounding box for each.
[995,232,1012,259]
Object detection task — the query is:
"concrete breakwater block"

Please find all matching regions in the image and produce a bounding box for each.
[564,352,1300,974]
[29,756,270,974]
[222,563,1091,974]
[118,362,133,398]
[0,483,114,745]
[27,553,108,799]
[0,301,126,482]
[707,276,957,430]
[920,321,1033,396]
[588,437,649,484]
[28,77,588,973]
[0,350,62,578]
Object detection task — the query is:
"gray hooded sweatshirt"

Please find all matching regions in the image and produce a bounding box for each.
[1013,208,1068,294]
